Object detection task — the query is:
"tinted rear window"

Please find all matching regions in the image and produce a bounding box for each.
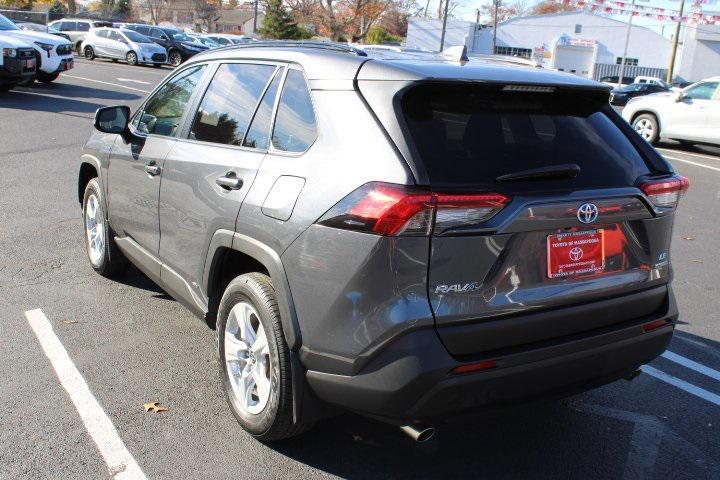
[401,83,652,190]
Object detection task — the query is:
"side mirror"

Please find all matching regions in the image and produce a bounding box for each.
[675,91,685,102]
[119,38,128,44]
[94,106,130,134]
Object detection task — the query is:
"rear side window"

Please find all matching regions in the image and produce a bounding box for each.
[244,70,283,149]
[272,69,317,153]
[59,21,76,31]
[190,63,276,146]
[77,22,90,32]
[400,83,652,190]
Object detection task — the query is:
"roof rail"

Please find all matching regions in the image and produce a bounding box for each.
[210,40,368,57]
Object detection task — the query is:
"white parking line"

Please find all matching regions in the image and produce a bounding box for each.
[24,309,147,480]
[662,351,720,381]
[642,365,720,407]
[116,78,151,85]
[62,74,150,93]
[657,148,720,163]
[663,155,720,173]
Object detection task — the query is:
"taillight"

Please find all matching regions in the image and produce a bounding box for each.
[640,174,689,210]
[317,182,509,236]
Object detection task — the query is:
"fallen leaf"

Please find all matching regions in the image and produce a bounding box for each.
[691,260,703,264]
[683,236,695,240]
[62,320,79,324]
[143,402,169,413]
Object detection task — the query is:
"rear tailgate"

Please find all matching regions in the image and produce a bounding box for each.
[359,78,679,356]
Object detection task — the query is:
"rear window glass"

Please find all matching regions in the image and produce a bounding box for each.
[401,83,652,190]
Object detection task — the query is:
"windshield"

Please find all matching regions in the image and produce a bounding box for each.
[400,83,652,191]
[171,32,192,42]
[0,14,20,31]
[122,29,151,43]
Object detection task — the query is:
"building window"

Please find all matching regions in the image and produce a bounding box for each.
[494,46,532,58]
[616,57,639,66]
[575,24,582,33]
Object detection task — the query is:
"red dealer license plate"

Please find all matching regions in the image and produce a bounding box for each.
[547,229,605,279]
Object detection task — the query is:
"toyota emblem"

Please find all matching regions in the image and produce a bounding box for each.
[577,203,599,224]
[569,247,584,261]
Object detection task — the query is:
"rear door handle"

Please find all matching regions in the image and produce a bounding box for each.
[216,173,243,190]
[145,162,161,176]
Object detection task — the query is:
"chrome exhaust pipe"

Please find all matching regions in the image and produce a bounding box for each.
[400,424,435,442]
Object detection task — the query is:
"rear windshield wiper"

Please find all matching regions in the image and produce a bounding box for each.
[496,164,581,182]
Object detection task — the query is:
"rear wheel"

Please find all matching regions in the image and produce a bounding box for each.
[82,178,129,277]
[168,50,182,67]
[75,42,82,55]
[126,51,138,66]
[632,113,659,145]
[217,273,313,441]
[36,72,60,84]
[84,46,95,60]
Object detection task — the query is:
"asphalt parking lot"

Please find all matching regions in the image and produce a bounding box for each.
[1,59,719,480]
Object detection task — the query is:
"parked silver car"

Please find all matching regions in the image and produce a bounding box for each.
[622,77,720,146]
[81,28,167,67]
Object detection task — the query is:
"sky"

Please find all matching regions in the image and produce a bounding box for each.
[450,0,720,38]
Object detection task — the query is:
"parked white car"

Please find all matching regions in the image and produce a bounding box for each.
[48,18,113,54]
[0,34,37,91]
[0,13,73,83]
[188,33,221,49]
[622,77,720,146]
[204,33,251,46]
[82,28,167,67]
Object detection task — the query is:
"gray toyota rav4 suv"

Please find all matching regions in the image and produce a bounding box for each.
[78,42,688,442]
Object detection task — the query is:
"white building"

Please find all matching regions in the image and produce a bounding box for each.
[406,12,720,82]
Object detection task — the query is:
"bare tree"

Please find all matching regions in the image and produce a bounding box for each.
[138,0,166,25]
[193,0,219,31]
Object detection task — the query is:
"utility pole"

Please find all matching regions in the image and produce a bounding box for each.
[476,8,480,24]
[252,0,258,36]
[492,0,500,54]
[617,0,636,89]
[424,0,431,17]
[439,0,450,51]
[666,0,685,83]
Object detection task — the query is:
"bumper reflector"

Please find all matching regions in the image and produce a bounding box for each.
[642,319,670,332]
[451,360,498,374]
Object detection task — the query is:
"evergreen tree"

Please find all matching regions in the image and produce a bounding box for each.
[48,0,67,15]
[113,0,131,18]
[257,0,301,40]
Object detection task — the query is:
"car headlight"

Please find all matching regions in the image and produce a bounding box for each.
[34,42,54,55]
[2,48,17,58]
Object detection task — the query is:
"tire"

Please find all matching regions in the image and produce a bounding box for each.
[84,46,95,60]
[0,83,13,92]
[168,50,182,67]
[126,51,138,66]
[217,273,312,441]
[75,42,82,55]
[36,72,60,84]
[82,178,129,277]
[632,113,659,145]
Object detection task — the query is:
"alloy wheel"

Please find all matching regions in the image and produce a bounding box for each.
[84,194,105,266]
[127,52,137,65]
[224,301,272,415]
[169,51,181,67]
[634,118,654,141]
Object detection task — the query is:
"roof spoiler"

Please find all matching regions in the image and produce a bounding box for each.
[440,45,469,64]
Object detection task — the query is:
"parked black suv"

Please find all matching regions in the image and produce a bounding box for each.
[124,24,208,66]
[79,42,687,442]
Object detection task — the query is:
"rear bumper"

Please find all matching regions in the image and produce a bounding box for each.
[305,286,677,422]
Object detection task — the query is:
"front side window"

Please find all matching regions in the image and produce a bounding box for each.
[77,22,90,32]
[60,21,77,31]
[271,69,317,153]
[190,63,276,146]
[134,65,207,137]
[108,30,122,42]
[684,82,718,100]
[151,28,167,39]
